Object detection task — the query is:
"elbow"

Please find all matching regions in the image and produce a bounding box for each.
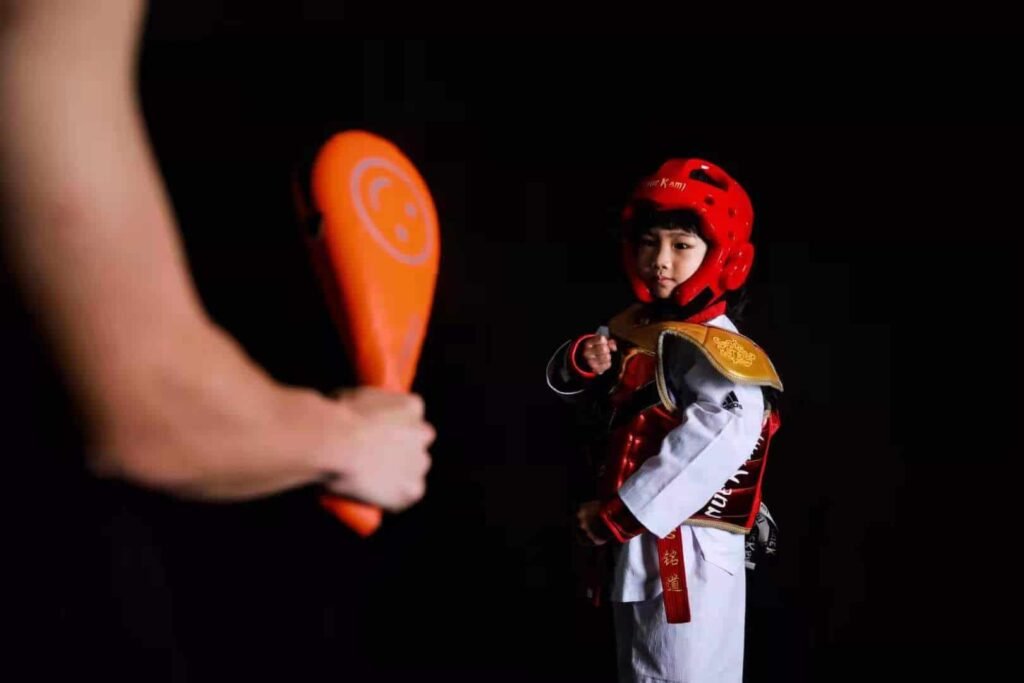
[84,413,199,496]
[79,358,220,497]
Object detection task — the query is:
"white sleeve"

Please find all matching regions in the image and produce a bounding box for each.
[616,351,764,538]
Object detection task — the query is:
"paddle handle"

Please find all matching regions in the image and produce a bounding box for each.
[319,495,382,537]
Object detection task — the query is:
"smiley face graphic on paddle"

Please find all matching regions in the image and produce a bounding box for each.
[349,156,436,267]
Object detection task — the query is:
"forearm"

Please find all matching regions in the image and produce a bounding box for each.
[89,323,337,500]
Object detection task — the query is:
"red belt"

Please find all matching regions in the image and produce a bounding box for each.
[657,526,690,623]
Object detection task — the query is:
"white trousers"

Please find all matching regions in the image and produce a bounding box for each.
[612,527,746,683]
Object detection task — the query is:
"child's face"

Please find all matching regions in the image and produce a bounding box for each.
[634,226,708,299]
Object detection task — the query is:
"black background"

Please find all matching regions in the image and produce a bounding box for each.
[6,4,1022,682]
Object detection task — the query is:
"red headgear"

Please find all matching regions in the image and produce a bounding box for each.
[622,158,754,312]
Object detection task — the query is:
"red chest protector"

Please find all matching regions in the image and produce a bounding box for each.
[600,349,781,535]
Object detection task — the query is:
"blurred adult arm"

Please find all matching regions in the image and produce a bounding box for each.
[0,0,432,507]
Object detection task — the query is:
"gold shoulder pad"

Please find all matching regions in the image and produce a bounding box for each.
[608,304,783,391]
[659,324,783,390]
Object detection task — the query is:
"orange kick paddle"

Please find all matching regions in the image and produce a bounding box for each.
[296,130,440,536]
